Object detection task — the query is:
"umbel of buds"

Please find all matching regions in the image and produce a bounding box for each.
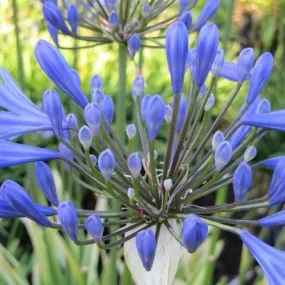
[1,14,285,285]
[40,0,220,56]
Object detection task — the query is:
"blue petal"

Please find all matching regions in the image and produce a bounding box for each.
[0,141,60,168]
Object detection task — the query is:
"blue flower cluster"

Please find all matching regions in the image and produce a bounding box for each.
[40,0,220,54]
[1,4,285,283]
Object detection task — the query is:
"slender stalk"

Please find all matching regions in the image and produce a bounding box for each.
[149,141,159,204]
[162,93,181,182]
[115,44,128,141]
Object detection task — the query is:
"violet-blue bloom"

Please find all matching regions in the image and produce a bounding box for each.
[132,75,144,100]
[215,141,232,170]
[212,130,224,151]
[259,210,285,227]
[35,161,59,206]
[90,74,103,90]
[182,214,208,253]
[67,4,79,34]
[98,149,116,180]
[140,95,151,123]
[195,23,219,87]
[247,52,274,104]
[136,229,156,271]
[78,126,93,149]
[85,214,103,242]
[2,180,52,227]
[233,162,252,202]
[179,11,192,30]
[145,95,166,141]
[91,89,104,106]
[128,34,140,58]
[84,103,101,135]
[128,152,142,178]
[43,89,63,137]
[237,48,254,82]
[102,96,115,125]
[35,40,88,108]
[42,1,71,35]
[166,21,188,94]
[47,21,59,45]
[108,11,119,30]
[211,49,224,77]
[267,159,285,205]
[0,140,60,168]
[193,0,220,31]
[240,231,285,284]
[58,201,78,241]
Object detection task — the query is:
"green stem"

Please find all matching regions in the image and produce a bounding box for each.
[116,44,128,141]
[203,186,229,285]
[238,244,251,285]
[12,0,24,88]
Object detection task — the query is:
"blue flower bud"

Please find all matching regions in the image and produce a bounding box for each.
[66,113,78,129]
[182,214,208,253]
[217,62,243,81]
[58,201,78,241]
[164,104,173,123]
[197,84,207,101]
[179,11,192,30]
[244,146,257,162]
[90,74,103,90]
[84,103,101,135]
[90,154,97,166]
[237,48,254,82]
[193,0,220,31]
[59,142,73,161]
[187,48,197,81]
[132,75,144,100]
[136,229,156,271]
[259,210,285,227]
[35,162,59,206]
[268,159,285,205]
[179,0,189,13]
[212,131,224,151]
[145,95,166,140]
[67,4,79,34]
[142,4,150,17]
[108,11,119,30]
[211,49,224,77]
[262,156,285,170]
[91,89,104,105]
[256,98,271,114]
[102,96,115,125]
[128,152,142,178]
[215,141,232,170]
[166,21,188,94]
[47,22,59,45]
[98,149,116,180]
[42,1,71,34]
[247,52,274,104]
[78,126,92,149]
[126,124,136,140]
[43,89,63,137]
[140,95,151,122]
[204,93,215,111]
[35,40,88,108]
[128,34,141,58]
[195,23,219,87]
[128,188,135,199]
[175,94,187,133]
[2,180,51,227]
[233,162,252,202]
[105,0,117,12]
[85,214,103,242]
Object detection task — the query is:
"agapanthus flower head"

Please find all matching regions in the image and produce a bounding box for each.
[40,0,215,54]
[3,20,285,284]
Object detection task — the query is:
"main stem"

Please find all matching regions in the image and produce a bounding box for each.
[111,43,128,285]
[115,44,128,141]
